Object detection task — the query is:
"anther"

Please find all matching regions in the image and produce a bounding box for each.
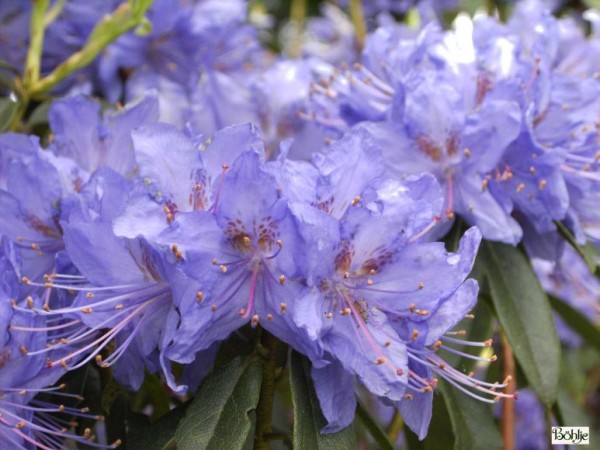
[239,308,246,316]
[83,428,91,438]
[220,265,228,273]
[529,166,536,174]
[325,312,333,319]
[404,393,414,400]
[279,275,285,285]
[95,355,103,365]
[465,314,475,320]
[384,341,391,347]
[276,239,283,248]
[211,304,217,312]
[86,292,94,299]
[351,195,361,206]
[464,148,471,158]
[490,355,498,362]
[251,315,259,326]
[411,330,419,341]
[417,310,430,316]
[417,282,424,290]
[341,307,351,316]
[112,439,123,448]
[375,357,386,365]
[484,339,493,347]
[343,271,350,279]
[481,179,489,191]
[30,243,39,250]
[433,340,442,350]
[196,291,204,303]
[222,163,230,170]
[21,276,31,285]
[366,279,374,286]
[82,307,93,314]
[212,258,218,265]
[267,314,273,321]
[19,345,28,355]
[409,303,416,313]
[171,244,183,261]
[115,304,124,310]
[396,368,404,376]
[15,421,26,429]
[60,360,69,369]
[280,303,287,314]
[456,330,467,336]
[538,179,547,190]
[516,183,525,193]
[503,375,512,384]
[422,386,433,392]
[27,297,33,308]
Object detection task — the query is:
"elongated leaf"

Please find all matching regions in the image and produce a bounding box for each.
[127,406,187,450]
[439,381,502,450]
[289,352,357,449]
[555,389,592,428]
[355,401,394,450]
[176,357,262,450]
[481,241,561,405]
[555,221,596,273]
[549,295,600,353]
[0,98,19,132]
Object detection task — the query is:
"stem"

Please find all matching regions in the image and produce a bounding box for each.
[288,0,306,58]
[24,0,50,89]
[44,0,66,27]
[501,335,516,450]
[385,411,404,444]
[254,332,279,450]
[349,0,366,52]
[29,1,152,98]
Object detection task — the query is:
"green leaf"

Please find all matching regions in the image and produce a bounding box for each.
[289,352,357,449]
[549,295,600,353]
[0,98,19,133]
[439,381,502,450]
[176,357,262,450]
[355,401,394,450]
[480,241,561,405]
[555,221,596,273]
[127,405,187,450]
[555,389,593,428]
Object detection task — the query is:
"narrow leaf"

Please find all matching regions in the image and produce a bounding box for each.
[0,98,19,133]
[127,406,187,450]
[555,221,596,273]
[290,352,357,449]
[176,357,262,450]
[439,381,502,450]
[355,400,394,450]
[549,295,600,353]
[481,241,561,405]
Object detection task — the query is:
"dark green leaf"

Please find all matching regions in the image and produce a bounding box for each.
[0,98,19,133]
[127,405,187,450]
[555,221,596,273]
[405,392,455,450]
[176,357,262,450]
[554,389,592,428]
[289,352,357,449]
[27,100,52,127]
[481,241,561,405]
[355,400,394,450]
[439,380,502,450]
[549,295,600,353]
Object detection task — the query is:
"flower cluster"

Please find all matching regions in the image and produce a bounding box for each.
[0,0,598,448]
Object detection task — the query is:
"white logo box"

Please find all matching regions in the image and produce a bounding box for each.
[551,427,590,445]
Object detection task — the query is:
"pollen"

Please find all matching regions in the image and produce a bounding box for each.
[171,244,183,260]
[86,292,94,299]
[351,195,361,206]
[19,345,28,355]
[341,307,351,316]
[417,281,424,290]
[375,357,386,365]
[432,340,442,350]
[220,265,228,273]
[409,303,416,313]
[516,183,525,193]
[411,330,419,340]
[280,302,287,313]
[279,275,285,285]
[538,179,547,190]
[82,307,93,314]
[196,291,204,303]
